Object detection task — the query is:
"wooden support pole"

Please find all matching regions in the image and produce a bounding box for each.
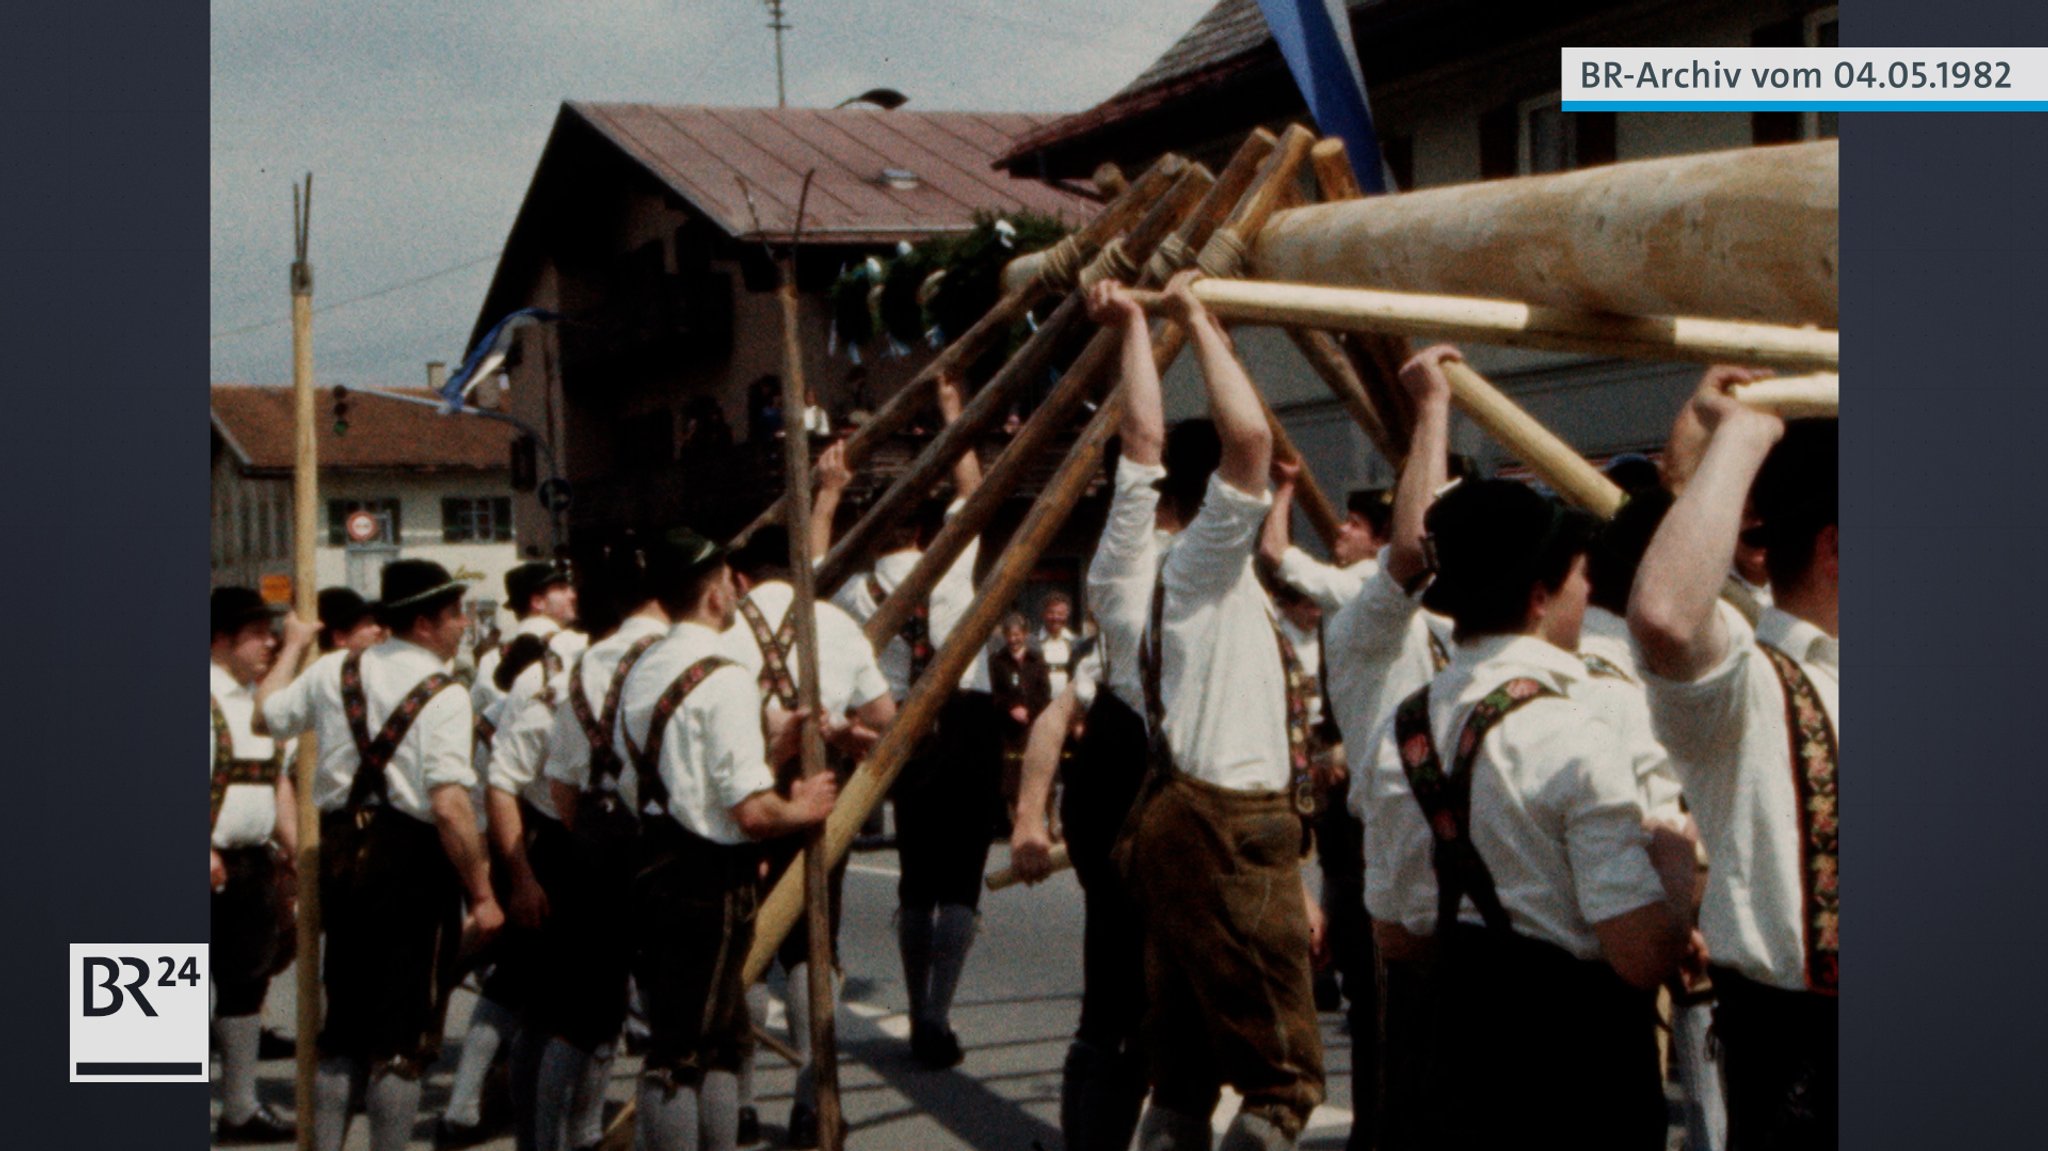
[774,199,843,1149]
[1129,279,1841,372]
[987,843,1069,892]
[815,163,1214,593]
[288,174,322,1151]
[745,390,1130,988]
[1284,326,1400,466]
[1263,400,1341,552]
[1732,372,1838,419]
[1307,137,1413,461]
[1442,360,1625,518]
[732,154,1188,546]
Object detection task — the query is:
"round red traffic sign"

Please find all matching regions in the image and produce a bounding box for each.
[345,509,380,543]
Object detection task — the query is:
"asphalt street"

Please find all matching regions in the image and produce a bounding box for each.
[223,841,1370,1150]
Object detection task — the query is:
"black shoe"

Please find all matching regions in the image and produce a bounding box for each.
[217,1104,295,1145]
[911,1022,964,1069]
[736,1104,761,1146]
[434,1117,490,1149]
[787,1100,819,1148]
[258,1029,297,1060]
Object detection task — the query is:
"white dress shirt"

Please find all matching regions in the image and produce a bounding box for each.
[1085,457,1167,715]
[210,662,279,849]
[1362,634,1669,960]
[1275,546,1370,614]
[473,616,586,720]
[1643,603,1839,992]
[833,505,988,697]
[1330,553,1454,816]
[262,638,475,823]
[1155,474,1290,792]
[545,614,671,804]
[485,659,564,820]
[614,621,778,846]
[724,581,891,717]
[1037,627,1078,698]
[1578,606,1686,823]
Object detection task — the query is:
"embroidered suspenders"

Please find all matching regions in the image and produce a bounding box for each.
[1426,627,1450,673]
[620,657,735,819]
[339,652,460,813]
[1394,678,1561,941]
[1578,652,1633,683]
[1758,642,1840,996]
[210,694,283,826]
[567,636,663,799]
[867,572,934,686]
[738,595,801,710]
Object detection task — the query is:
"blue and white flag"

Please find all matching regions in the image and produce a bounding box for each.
[442,307,559,413]
[1254,0,1389,194]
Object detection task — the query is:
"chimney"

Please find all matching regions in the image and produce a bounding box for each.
[426,361,448,393]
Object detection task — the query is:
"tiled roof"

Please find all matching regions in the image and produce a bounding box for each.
[211,384,517,474]
[569,103,1098,243]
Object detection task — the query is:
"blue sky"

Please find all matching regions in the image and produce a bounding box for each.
[210,0,1216,387]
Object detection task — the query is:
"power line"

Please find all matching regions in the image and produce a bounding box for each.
[210,252,500,341]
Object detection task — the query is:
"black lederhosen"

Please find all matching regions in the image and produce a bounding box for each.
[317,806,463,1069]
[524,809,636,1054]
[1432,923,1665,1151]
[212,846,288,1018]
[629,819,763,1082]
[1059,689,1149,1053]
[476,807,548,1011]
[1709,965,1839,1151]
[895,691,1003,910]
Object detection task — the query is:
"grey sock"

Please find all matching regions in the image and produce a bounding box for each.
[700,1069,740,1151]
[924,903,979,1029]
[897,906,934,1023]
[1217,1111,1293,1151]
[786,962,836,1109]
[568,1043,615,1147]
[509,1025,547,1151]
[638,1074,702,1151]
[313,1056,363,1151]
[740,983,768,1108]
[445,994,517,1126]
[365,1062,425,1151]
[533,1038,590,1151]
[1138,1104,1215,1151]
[216,1013,263,1124]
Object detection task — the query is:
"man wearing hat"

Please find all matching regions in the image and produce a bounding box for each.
[1631,371,1840,1150]
[1358,470,1696,1151]
[613,528,840,1151]
[1105,271,1325,1151]
[209,587,298,1144]
[257,559,503,1151]
[475,560,584,727]
[318,586,387,654]
[724,523,893,1144]
[830,372,998,1070]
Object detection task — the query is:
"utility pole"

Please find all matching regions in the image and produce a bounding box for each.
[764,0,789,107]
[288,172,323,1151]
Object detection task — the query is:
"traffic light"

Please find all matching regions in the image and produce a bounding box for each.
[331,385,350,437]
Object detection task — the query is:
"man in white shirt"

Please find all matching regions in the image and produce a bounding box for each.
[257,560,503,1151]
[1035,591,1082,698]
[1119,272,1324,1151]
[1631,374,1839,1151]
[725,526,893,1144]
[1363,478,1695,1150]
[209,588,298,1145]
[830,373,998,1070]
[534,549,675,1151]
[1259,467,1389,614]
[475,560,585,736]
[613,529,838,1151]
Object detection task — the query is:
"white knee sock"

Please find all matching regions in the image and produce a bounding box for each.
[445,994,518,1126]
[365,1062,424,1151]
[533,1038,590,1151]
[568,1043,615,1148]
[700,1069,740,1151]
[638,1074,702,1151]
[313,1055,363,1151]
[215,1013,263,1124]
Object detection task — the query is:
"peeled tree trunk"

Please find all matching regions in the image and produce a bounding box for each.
[1250,140,1837,327]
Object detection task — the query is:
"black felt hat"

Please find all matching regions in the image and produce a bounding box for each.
[504,561,573,609]
[317,587,374,634]
[211,586,280,638]
[377,559,469,615]
[1421,480,1598,618]
[646,526,729,586]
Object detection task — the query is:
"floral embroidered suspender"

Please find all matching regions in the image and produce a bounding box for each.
[738,596,802,711]
[1394,677,1561,941]
[1758,643,1840,996]
[338,652,459,811]
[620,657,735,819]
[210,694,282,826]
[868,572,934,685]
[567,636,662,797]
[1426,628,1450,673]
